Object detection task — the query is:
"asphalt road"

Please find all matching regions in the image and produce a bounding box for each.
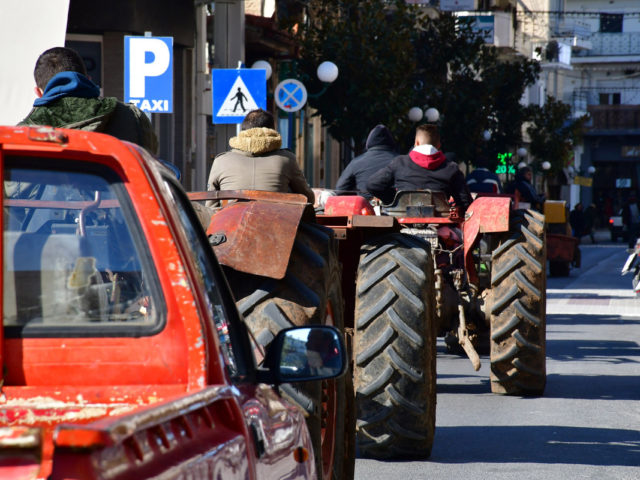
[355,234,640,480]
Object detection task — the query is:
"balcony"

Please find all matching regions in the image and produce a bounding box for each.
[587,105,640,132]
[553,19,592,51]
[574,32,640,58]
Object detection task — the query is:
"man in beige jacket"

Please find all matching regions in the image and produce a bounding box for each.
[207,109,315,204]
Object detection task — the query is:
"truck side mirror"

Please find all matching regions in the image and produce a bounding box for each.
[262,326,347,384]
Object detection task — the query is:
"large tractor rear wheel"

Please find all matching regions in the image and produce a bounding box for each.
[354,233,437,459]
[224,222,354,480]
[489,209,546,396]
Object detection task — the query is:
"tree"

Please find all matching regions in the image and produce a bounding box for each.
[295,0,420,155]
[526,96,587,175]
[411,15,540,170]
[294,1,540,167]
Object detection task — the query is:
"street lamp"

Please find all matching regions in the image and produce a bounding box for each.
[251,60,272,80]
[587,165,596,175]
[542,161,551,171]
[263,59,339,150]
[408,107,423,122]
[517,147,528,158]
[425,107,440,123]
[317,61,339,83]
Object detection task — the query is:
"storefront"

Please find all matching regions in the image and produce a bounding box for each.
[583,133,640,226]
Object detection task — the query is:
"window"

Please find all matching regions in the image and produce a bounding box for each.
[599,93,621,105]
[163,178,246,378]
[3,158,163,337]
[600,13,623,33]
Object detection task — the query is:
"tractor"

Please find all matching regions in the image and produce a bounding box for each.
[316,190,547,459]
[190,188,547,463]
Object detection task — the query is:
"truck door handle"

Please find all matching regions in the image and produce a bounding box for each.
[249,419,266,458]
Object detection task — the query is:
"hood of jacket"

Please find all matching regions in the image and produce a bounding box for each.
[34,72,101,106]
[409,144,446,170]
[20,96,119,131]
[365,124,396,150]
[229,127,282,155]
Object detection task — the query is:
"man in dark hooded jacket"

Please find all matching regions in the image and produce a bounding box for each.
[335,124,397,197]
[507,166,545,211]
[366,124,472,211]
[19,47,157,154]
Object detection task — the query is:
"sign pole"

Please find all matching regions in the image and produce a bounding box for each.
[195,5,207,191]
[287,111,295,151]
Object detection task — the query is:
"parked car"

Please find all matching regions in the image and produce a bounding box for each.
[609,209,627,242]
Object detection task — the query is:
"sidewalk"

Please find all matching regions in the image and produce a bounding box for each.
[573,228,612,245]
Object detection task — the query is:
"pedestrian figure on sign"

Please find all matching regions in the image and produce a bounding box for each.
[232,87,248,112]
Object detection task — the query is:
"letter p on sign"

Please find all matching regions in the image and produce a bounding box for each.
[124,36,173,113]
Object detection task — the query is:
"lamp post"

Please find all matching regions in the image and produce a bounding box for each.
[252,60,339,150]
[408,107,423,122]
[425,107,440,123]
[251,60,272,80]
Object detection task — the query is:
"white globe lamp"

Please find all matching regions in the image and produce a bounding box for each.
[251,60,272,80]
[517,147,528,158]
[317,61,339,83]
[542,161,551,170]
[408,107,423,122]
[587,166,596,174]
[425,107,440,123]
[483,130,491,141]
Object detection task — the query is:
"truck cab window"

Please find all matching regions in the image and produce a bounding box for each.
[3,158,163,337]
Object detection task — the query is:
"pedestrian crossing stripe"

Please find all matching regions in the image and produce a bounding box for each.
[216,76,259,117]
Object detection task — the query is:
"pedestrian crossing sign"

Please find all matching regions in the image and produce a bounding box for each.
[212,69,267,124]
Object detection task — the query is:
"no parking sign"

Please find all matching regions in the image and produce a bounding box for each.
[275,79,307,113]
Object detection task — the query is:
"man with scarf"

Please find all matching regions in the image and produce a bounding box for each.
[366,124,472,212]
[19,47,157,154]
[207,108,315,204]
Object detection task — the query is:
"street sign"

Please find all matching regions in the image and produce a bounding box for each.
[275,79,307,113]
[212,69,266,124]
[124,36,173,113]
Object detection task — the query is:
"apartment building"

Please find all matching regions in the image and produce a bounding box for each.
[514,0,640,217]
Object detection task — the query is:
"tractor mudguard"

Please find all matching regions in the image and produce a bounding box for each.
[463,196,512,285]
[189,190,309,280]
[324,195,376,216]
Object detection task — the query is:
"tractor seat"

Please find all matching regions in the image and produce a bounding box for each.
[383,190,450,217]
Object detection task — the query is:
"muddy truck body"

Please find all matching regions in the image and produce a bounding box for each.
[0,126,347,479]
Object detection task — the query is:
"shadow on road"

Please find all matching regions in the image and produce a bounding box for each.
[429,425,640,467]
[547,337,640,363]
[543,373,640,400]
[435,374,490,394]
[548,313,640,326]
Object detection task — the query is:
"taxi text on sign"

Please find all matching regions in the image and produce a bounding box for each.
[124,36,173,113]
[212,69,267,124]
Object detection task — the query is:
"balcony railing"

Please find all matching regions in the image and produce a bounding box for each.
[587,105,640,131]
[575,32,640,57]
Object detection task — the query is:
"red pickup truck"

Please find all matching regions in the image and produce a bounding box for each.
[0,126,346,479]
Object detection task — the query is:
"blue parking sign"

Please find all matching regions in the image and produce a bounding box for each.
[124,36,173,113]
